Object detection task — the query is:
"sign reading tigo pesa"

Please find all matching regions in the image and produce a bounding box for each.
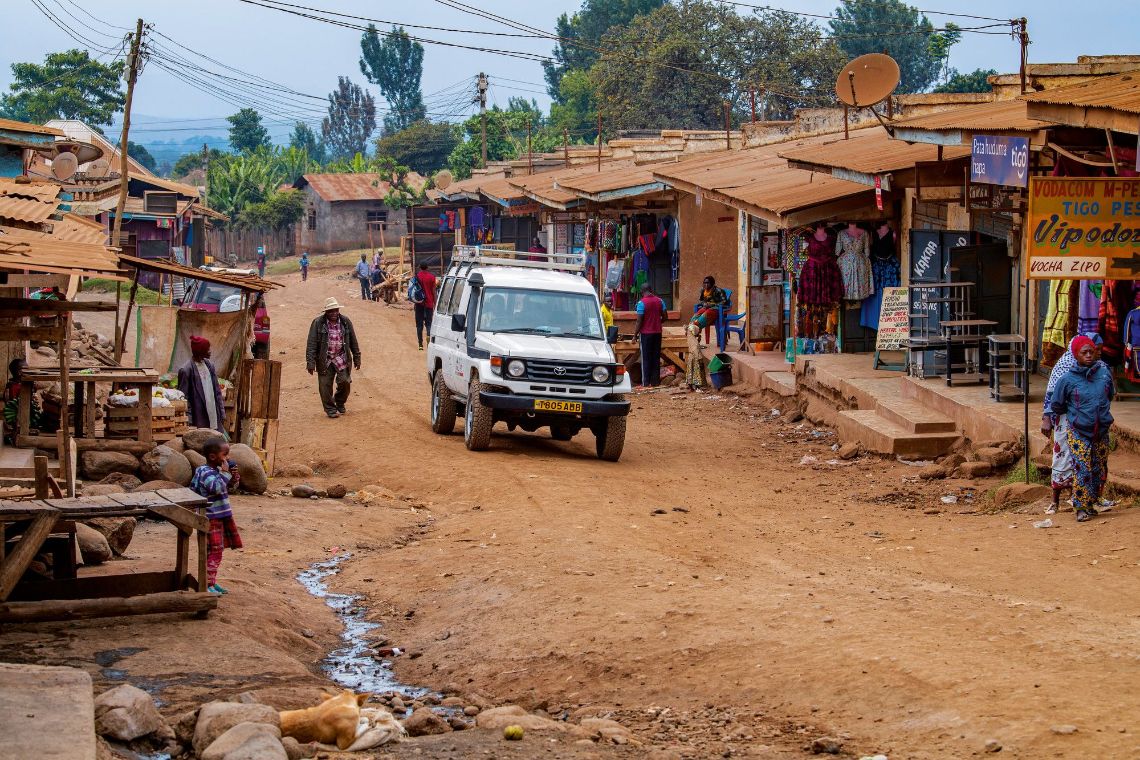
[1027,177,1140,280]
[971,135,1029,188]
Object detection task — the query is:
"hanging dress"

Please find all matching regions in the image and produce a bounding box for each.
[835,227,873,301]
[798,234,844,306]
[860,229,901,329]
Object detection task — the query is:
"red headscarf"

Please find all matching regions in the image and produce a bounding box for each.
[190,335,210,356]
[1070,335,1095,357]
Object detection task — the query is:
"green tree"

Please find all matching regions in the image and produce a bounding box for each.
[234,188,305,231]
[543,0,666,100]
[171,146,226,179]
[934,68,997,93]
[227,108,271,153]
[373,155,427,209]
[127,141,156,172]
[447,100,555,179]
[321,76,377,161]
[2,49,125,126]
[374,119,459,175]
[278,145,319,185]
[288,121,325,164]
[549,69,596,137]
[206,150,283,219]
[829,0,961,93]
[360,25,426,135]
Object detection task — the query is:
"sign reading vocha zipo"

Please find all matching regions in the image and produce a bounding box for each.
[971,135,1029,188]
[1027,177,1140,280]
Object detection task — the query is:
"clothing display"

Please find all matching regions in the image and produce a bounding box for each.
[835,227,873,301]
[798,232,844,306]
[860,227,900,330]
[1099,280,1136,365]
[1078,281,1102,335]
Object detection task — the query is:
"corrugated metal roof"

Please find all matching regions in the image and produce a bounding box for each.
[0,178,62,202]
[118,254,282,293]
[133,173,200,197]
[890,100,1049,133]
[0,229,121,278]
[1024,71,1140,114]
[652,136,874,220]
[0,118,64,136]
[28,214,107,244]
[509,163,634,208]
[778,130,970,176]
[555,164,665,200]
[298,172,427,202]
[477,176,528,205]
[0,179,62,225]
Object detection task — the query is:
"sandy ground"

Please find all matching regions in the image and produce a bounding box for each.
[5,265,1140,759]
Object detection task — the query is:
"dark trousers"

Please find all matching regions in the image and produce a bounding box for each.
[318,366,351,412]
[415,303,431,346]
[640,332,663,386]
[359,277,371,300]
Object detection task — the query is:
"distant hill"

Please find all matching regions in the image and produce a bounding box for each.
[105,113,294,174]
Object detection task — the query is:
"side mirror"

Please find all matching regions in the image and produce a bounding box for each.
[606,325,619,345]
[451,314,466,332]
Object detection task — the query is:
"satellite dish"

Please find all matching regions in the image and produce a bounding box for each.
[434,169,453,190]
[835,53,900,108]
[54,140,104,164]
[51,152,79,181]
[87,158,111,178]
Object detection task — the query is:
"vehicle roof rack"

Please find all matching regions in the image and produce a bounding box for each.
[451,245,585,273]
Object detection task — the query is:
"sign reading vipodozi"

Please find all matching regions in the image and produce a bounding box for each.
[1027,177,1140,280]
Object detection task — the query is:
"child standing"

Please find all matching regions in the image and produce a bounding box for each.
[300,251,310,282]
[190,437,243,594]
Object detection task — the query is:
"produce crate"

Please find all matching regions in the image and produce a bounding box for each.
[103,401,188,441]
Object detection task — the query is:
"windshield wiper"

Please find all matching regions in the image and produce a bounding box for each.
[558,331,602,339]
[491,327,552,335]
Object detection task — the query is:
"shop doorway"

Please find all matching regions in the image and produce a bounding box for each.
[949,241,1013,334]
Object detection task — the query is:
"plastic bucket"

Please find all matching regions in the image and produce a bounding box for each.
[710,368,732,390]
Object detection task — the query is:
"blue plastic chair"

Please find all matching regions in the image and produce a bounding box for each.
[693,288,743,351]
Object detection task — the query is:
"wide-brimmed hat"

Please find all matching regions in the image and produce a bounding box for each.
[322,297,343,312]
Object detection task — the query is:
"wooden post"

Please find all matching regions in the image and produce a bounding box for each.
[33,456,49,499]
[111,18,145,249]
[115,271,140,363]
[749,86,757,123]
[57,313,73,494]
[596,112,602,172]
[723,101,731,149]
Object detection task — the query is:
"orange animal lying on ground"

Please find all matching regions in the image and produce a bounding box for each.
[280,690,371,750]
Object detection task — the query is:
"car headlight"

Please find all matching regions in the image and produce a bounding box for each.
[506,359,526,378]
[591,365,611,383]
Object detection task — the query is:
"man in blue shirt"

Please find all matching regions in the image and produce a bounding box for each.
[354,254,372,300]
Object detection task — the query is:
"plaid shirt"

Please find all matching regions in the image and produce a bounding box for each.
[326,317,348,371]
[191,464,232,519]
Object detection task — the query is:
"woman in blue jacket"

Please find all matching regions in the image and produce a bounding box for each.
[1049,335,1115,522]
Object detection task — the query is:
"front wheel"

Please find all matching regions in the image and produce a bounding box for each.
[594,416,627,462]
[463,381,493,451]
[430,371,457,434]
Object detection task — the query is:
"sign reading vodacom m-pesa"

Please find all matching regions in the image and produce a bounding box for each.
[1027,177,1140,280]
[971,134,1029,188]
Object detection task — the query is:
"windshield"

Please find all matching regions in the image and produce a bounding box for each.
[477,287,603,339]
[188,281,240,306]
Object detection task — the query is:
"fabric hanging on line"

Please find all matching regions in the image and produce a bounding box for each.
[1100,280,1137,365]
[1041,279,1075,364]
[860,228,900,330]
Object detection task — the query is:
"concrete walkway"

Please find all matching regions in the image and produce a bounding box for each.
[0,663,96,760]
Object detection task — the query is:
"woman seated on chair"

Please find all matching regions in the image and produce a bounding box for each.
[692,275,728,327]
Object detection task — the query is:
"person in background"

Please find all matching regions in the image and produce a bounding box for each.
[306,297,361,418]
[634,283,666,388]
[527,234,547,262]
[177,336,226,434]
[412,263,437,350]
[299,251,310,282]
[3,358,40,444]
[354,254,372,301]
[190,437,243,595]
[370,252,386,296]
[257,250,266,278]
[600,293,614,331]
[692,275,728,327]
[1049,334,1115,523]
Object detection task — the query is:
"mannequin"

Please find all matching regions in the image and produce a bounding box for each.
[798,223,843,306]
[836,222,873,302]
[861,222,901,330]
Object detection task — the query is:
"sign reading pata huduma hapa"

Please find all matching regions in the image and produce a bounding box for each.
[1027,177,1140,280]
[971,135,1029,188]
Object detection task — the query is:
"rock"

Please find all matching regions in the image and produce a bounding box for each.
[201,721,282,760]
[234,692,260,704]
[580,718,632,743]
[99,472,142,490]
[94,684,165,741]
[957,461,993,479]
[463,705,480,716]
[975,446,1013,468]
[276,464,314,478]
[810,736,843,755]
[228,443,267,494]
[165,437,185,453]
[402,707,451,737]
[984,738,1002,752]
[280,736,317,760]
[291,484,317,499]
[193,701,280,755]
[1051,724,1078,735]
[35,345,57,359]
[182,428,224,453]
[185,449,207,469]
[174,708,200,744]
[80,451,139,480]
[326,484,347,499]
[475,705,586,737]
[133,479,185,493]
[81,484,126,497]
[141,445,193,486]
[219,734,288,760]
[837,442,862,460]
[449,717,469,731]
[938,453,967,470]
[918,464,949,480]
[440,697,464,707]
[76,522,112,565]
[993,483,1052,509]
[84,517,136,556]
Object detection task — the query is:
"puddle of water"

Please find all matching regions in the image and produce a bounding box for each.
[298,552,428,700]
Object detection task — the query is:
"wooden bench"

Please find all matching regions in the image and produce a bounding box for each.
[0,487,217,623]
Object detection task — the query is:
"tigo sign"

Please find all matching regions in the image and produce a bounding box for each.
[1027,177,1140,280]
[971,135,1029,188]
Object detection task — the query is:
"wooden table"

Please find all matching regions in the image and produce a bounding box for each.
[0,487,217,623]
[17,367,160,455]
[614,333,690,374]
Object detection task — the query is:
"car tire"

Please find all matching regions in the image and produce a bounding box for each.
[430,370,457,435]
[595,415,626,462]
[463,380,493,451]
[550,424,575,441]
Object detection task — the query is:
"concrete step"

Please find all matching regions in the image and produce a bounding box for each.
[0,664,96,760]
[876,399,958,434]
[836,409,962,458]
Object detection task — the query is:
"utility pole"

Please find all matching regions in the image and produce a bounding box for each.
[596,111,602,172]
[563,127,569,166]
[112,18,145,249]
[1017,18,1030,95]
[759,87,767,122]
[722,101,732,150]
[477,72,488,168]
[749,86,757,124]
[526,119,533,175]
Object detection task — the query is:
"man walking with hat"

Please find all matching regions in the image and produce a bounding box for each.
[177,335,226,433]
[306,298,361,418]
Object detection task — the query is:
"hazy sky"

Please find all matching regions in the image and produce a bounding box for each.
[3,0,1138,140]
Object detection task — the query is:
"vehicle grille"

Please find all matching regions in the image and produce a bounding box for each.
[524,359,595,384]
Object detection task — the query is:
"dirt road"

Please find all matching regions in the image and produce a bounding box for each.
[265,268,1140,758]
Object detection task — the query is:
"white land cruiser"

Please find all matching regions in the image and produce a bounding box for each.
[426,246,632,461]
